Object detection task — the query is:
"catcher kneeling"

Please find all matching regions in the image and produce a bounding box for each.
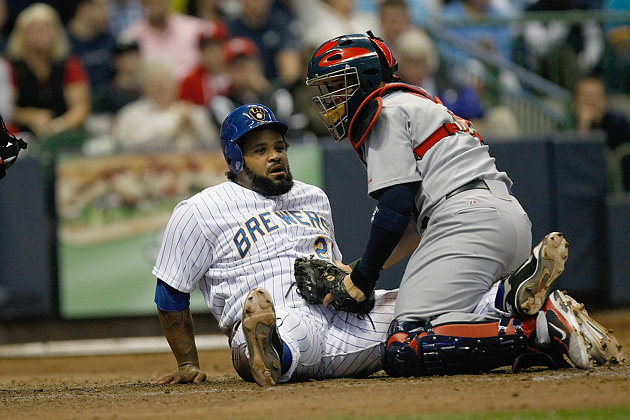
[300,31,623,379]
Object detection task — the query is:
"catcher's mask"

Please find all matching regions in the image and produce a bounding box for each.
[220,103,288,175]
[306,31,399,141]
[0,115,27,180]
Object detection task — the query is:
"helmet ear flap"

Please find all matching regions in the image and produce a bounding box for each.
[361,67,380,91]
[224,140,244,174]
[366,31,399,82]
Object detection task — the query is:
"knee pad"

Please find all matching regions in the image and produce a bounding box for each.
[382,319,424,377]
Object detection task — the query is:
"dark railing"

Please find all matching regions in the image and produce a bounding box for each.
[425,10,630,135]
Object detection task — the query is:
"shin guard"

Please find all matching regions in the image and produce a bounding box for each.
[383,318,532,376]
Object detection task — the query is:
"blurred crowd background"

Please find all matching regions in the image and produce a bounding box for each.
[0,0,629,191]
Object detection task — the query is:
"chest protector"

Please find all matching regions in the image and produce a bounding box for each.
[348,83,483,162]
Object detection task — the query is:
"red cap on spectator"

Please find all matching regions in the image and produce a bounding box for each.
[198,20,230,48]
[223,37,260,63]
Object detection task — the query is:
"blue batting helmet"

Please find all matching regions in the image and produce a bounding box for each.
[220,104,289,174]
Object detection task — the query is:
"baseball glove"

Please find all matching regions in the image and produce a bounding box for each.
[293,256,375,314]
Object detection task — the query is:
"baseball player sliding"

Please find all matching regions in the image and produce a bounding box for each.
[304,32,623,376]
[153,103,398,386]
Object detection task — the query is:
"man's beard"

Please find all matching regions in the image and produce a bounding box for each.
[243,165,294,196]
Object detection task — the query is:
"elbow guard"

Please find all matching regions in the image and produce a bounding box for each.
[371,183,417,233]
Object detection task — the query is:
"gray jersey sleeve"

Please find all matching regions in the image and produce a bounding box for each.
[364,104,424,196]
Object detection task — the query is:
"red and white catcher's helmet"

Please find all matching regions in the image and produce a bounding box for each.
[306,31,399,141]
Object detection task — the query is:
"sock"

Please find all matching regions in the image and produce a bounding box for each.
[535,311,551,347]
[281,341,292,375]
[494,281,506,312]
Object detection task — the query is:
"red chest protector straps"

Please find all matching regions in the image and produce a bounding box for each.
[348,83,484,160]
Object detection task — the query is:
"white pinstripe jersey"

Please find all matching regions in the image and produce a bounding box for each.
[153,180,343,335]
[154,179,397,381]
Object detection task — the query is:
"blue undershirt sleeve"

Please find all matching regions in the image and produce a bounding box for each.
[350,182,418,295]
[155,279,191,312]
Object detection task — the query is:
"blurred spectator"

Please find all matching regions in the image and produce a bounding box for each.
[294,0,381,50]
[0,0,8,52]
[227,0,302,88]
[211,36,293,126]
[395,27,520,139]
[3,2,76,28]
[67,0,116,97]
[356,0,441,27]
[122,0,215,82]
[601,0,630,92]
[111,58,218,152]
[493,0,525,14]
[0,56,14,122]
[394,28,486,122]
[393,28,440,94]
[517,0,604,90]
[0,0,12,122]
[378,0,413,44]
[440,0,517,62]
[290,45,336,138]
[108,0,144,37]
[7,3,91,143]
[178,23,230,108]
[93,39,142,115]
[571,76,630,190]
[185,0,226,20]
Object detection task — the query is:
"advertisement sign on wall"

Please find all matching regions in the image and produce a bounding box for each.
[56,145,323,319]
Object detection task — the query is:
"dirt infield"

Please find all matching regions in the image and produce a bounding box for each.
[1,309,629,420]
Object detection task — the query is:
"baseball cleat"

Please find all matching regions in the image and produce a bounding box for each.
[551,291,624,366]
[503,232,569,316]
[242,288,283,386]
[543,290,625,369]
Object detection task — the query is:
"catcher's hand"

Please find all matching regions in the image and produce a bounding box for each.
[293,256,375,314]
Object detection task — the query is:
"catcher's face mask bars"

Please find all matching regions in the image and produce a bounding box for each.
[308,67,360,141]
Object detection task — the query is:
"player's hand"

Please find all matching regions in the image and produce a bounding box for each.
[153,364,207,385]
[323,274,367,306]
[332,259,352,273]
[30,109,54,137]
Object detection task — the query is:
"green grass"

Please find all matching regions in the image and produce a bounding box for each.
[319,406,630,420]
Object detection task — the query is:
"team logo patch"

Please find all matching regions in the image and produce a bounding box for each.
[249,107,267,121]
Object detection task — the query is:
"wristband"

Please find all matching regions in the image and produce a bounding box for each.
[350,266,378,297]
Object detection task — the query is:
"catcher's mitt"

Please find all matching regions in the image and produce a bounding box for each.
[293,257,375,314]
